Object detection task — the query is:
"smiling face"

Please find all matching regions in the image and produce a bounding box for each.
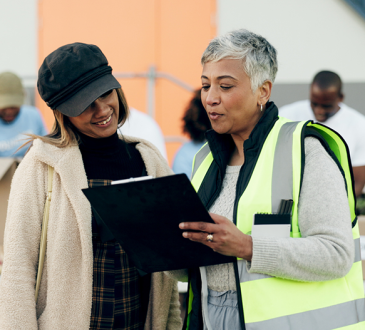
[310,83,343,122]
[201,58,267,141]
[68,89,119,138]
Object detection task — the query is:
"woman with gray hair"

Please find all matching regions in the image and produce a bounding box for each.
[175,29,364,329]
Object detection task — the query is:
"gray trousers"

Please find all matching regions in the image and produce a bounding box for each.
[203,289,241,330]
[200,265,242,330]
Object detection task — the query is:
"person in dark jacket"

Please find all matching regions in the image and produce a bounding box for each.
[173,29,363,330]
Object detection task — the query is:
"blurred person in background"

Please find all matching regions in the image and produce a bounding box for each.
[0,72,48,157]
[280,71,365,197]
[172,89,211,178]
[0,43,181,330]
[169,29,363,330]
[118,107,167,159]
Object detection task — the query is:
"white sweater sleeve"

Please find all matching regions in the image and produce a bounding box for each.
[248,137,354,282]
[0,153,47,329]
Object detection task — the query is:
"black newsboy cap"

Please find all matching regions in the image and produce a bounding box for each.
[37,42,121,117]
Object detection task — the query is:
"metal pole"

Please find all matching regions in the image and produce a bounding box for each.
[156,72,195,92]
[146,65,156,118]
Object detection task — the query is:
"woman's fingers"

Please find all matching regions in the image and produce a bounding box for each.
[179,215,252,260]
[182,230,214,244]
[179,213,230,232]
[179,221,216,233]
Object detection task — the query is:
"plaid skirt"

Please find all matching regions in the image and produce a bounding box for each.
[88,179,144,330]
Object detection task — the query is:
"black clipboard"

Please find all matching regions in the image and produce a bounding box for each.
[82,174,233,273]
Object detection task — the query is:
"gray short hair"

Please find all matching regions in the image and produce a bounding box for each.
[201,29,278,92]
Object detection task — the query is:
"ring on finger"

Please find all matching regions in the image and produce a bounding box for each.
[206,234,213,242]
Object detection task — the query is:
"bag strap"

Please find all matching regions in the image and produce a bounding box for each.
[35,165,54,302]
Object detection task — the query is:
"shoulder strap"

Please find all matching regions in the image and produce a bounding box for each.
[304,126,346,185]
[35,165,54,302]
[305,122,357,226]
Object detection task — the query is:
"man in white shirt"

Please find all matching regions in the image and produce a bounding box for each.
[118,108,167,159]
[280,71,365,197]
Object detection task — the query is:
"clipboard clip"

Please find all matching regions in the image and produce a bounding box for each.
[111,176,154,185]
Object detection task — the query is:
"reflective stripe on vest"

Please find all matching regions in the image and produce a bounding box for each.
[187,117,365,330]
[191,143,210,179]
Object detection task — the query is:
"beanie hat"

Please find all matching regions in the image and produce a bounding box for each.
[37,42,121,117]
[0,72,24,109]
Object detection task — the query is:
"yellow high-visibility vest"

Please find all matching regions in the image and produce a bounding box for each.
[186,117,365,330]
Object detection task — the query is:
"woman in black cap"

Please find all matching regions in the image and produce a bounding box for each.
[0,43,182,330]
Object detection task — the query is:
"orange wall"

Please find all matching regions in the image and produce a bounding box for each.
[37,0,216,164]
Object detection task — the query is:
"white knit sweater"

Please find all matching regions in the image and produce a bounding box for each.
[206,165,241,291]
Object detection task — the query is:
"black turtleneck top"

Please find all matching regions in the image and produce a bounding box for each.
[77,130,150,327]
[77,130,145,180]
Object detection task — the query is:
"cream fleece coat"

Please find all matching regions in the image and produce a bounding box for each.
[0,136,182,330]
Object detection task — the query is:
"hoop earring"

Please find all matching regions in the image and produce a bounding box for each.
[260,104,263,112]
